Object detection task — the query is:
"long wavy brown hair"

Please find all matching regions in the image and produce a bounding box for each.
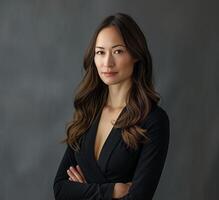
[61,12,160,151]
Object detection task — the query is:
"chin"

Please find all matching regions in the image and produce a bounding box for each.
[102,80,120,86]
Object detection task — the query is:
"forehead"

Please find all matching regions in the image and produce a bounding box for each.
[95,26,125,47]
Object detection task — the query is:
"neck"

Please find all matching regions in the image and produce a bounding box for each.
[106,80,132,109]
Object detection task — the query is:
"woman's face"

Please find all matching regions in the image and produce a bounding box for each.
[94,26,137,86]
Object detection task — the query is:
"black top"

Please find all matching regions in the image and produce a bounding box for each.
[53,103,170,200]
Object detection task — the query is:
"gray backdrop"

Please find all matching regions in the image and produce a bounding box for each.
[0,0,218,199]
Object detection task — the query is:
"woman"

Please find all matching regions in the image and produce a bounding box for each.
[53,12,170,200]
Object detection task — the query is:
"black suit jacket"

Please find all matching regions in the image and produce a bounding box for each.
[53,103,170,200]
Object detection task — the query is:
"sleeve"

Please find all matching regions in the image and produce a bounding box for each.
[53,144,115,200]
[116,108,170,200]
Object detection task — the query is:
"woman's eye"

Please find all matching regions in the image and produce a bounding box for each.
[95,51,104,55]
[114,49,123,54]
[95,50,123,55]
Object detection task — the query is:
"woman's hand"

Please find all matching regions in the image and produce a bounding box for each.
[113,182,132,198]
[67,165,132,198]
[67,165,87,183]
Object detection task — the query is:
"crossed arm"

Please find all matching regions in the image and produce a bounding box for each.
[53,108,169,200]
[53,144,131,200]
[67,164,132,199]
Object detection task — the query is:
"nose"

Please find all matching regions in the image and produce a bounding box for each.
[103,52,115,68]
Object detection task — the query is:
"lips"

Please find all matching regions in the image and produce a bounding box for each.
[102,72,118,74]
[102,72,118,77]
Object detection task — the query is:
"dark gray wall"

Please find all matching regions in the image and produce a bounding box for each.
[0,0,218,199]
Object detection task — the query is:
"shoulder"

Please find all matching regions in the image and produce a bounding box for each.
[148,104,169,126]
[141,103,170,140]
[140,102,169,126]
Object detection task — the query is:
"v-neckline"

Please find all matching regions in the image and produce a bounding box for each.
[92,106,127,163]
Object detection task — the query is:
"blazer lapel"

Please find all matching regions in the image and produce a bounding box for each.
[92,106,126,172]
[75,127,107,183]
[97,127,122,172]
[75,106,126,181]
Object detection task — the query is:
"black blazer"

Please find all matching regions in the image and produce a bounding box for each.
[53,103,170,200]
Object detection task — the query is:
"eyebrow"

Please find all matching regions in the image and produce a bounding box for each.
[95,44,126,49]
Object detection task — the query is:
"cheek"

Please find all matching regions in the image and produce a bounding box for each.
[94,57,101,72]
[118,57,134,73]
